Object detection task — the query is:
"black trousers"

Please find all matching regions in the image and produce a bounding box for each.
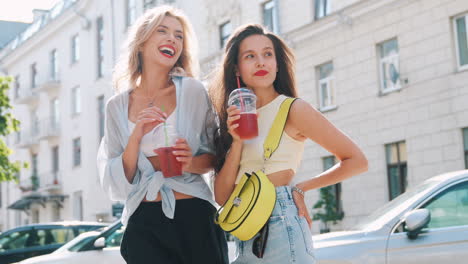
[120,198,229,264]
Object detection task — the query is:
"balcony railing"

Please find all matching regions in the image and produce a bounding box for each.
[16,126,40,149]
[14,87,39,105]
[18,175,40,193]
[38,118,60,140]
[37,76,61,94]
[38,171,62,194]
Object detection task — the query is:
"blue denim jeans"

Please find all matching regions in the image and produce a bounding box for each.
[231,186,316,264]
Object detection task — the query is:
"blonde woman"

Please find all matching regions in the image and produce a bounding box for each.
[97,6,228,264]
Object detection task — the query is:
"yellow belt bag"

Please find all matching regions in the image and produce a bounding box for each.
[215,98,297,241]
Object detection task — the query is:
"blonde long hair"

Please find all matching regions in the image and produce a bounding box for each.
[113,6,199,91]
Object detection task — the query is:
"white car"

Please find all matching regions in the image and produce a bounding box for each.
[17,221,125,264]
[313,169,468,264]
[18,220,237,263]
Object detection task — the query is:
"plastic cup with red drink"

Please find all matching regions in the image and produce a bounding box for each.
[228,88,258,140]
[153,124,183,178]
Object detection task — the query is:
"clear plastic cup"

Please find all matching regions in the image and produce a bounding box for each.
[153,124,183,178]
[228,88,258,140]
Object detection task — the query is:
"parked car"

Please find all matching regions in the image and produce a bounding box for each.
[0,221,107,264]
[16,221,124,264]
[18,220,237,264]
[314,169,468,264]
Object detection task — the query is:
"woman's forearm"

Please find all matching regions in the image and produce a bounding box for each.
[296,155,368,192]
[122,134,141,183]
[185,154,215,174]
[214,141,243,205]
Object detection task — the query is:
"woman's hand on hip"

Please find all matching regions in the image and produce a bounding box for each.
[292,190,312,229]
[172,138,193,172]
[132,106,167,140]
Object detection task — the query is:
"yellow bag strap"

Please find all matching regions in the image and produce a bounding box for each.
[263,98,297,160]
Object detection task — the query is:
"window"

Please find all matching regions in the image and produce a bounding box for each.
[50,98,59,129]
[73,137,81,167]
[96,17,104,78]
[105,224,126,247]
[0,230,31,249]
[315,0,331,20]
[14,75,20,99]
[386,141,407,200]
[52,146,59,181]
[72,86,81,115]
[263,1,277,33]
[143,0,156,11]
[71,34,79,63]
[50,49,58,81]
[378,38,400,94]
[322,156,343,215]
[31,154,38,178]
[31,111,39,137]
[219,21,232,48]
[422,181,468,229]
[73,191,83,220]
[31,63,37,88]
[454,14,468,70]
[126,0,137,27]
[463,128,468,169]
[317,62,335,111]
[98,95,105,140]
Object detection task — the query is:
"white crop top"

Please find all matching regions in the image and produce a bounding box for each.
[128,109,177,157]
[235,95,305,184]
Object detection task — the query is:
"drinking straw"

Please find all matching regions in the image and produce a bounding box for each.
[236,77,245,112]
[161,105,169,147]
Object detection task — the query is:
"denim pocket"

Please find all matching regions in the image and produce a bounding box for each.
[296,216,315,256]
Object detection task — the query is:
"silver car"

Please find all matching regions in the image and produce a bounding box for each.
[314,170,468,264]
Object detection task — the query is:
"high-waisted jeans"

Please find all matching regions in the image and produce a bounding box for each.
[231,186,316,264]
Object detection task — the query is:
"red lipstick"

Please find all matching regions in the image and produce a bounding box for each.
[254,70,269,76]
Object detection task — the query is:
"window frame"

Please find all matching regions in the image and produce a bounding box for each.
[378,38,401,94]
[31,63,37,88]
[98,95,105,140]
[314,0,331,20]
[96,17,104,78]
[71,34,80,64]
[454,13,468,71]
[386,141,407,200]
[126,0,137,27]
[317,61,336,111]
[322,156,344,216]
[73,137,81,167]
[50,49,58,81]
[463,127,468,169]
[71,86,81,116]
[262,0,277,33]
[219,21,232,49]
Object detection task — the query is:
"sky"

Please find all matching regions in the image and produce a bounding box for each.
[0,0,59,23]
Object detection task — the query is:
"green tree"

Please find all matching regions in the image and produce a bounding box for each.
[0,76,27,182]
[313,185,344,233]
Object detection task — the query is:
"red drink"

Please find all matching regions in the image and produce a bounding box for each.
[154,147,183,178]
[234,113,258,140]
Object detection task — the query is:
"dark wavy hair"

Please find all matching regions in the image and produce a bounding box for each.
[209,24,298,173]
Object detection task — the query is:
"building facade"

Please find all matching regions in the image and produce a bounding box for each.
[0,0,467,233]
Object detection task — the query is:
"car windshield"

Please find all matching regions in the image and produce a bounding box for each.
[55,231,99,253]
[351,180,440,230]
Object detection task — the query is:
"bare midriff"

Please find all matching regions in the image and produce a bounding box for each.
[141,155,194,203]
[266,169,295,187]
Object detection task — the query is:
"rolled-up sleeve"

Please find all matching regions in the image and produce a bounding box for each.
[97,98,138,201]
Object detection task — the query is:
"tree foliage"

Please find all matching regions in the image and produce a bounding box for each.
[0,76,27,182]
